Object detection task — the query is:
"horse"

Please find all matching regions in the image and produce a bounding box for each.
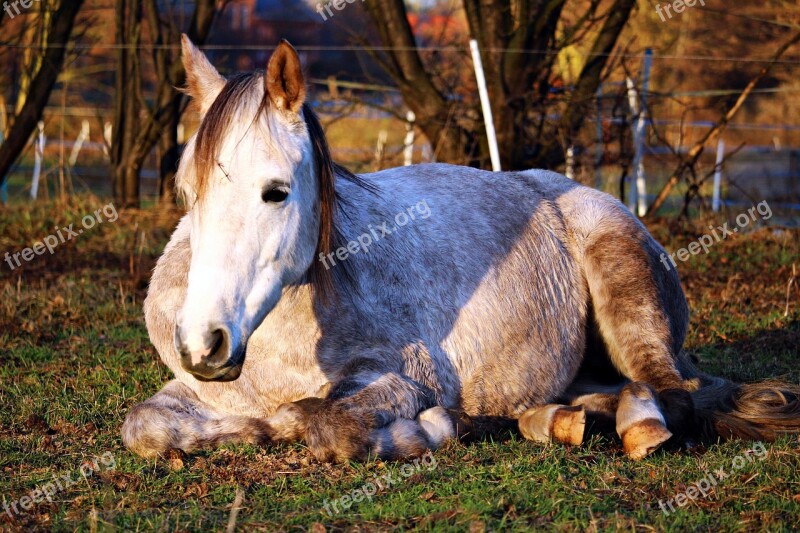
[122,36,800,463]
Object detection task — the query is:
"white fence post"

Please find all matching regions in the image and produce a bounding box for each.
[422,144,433,163]
[69,119,90,167]
[469,39,501,172]
[30,121,45,200]
[595,86,604,189]
[565,146,575,180]
[626,78,641,213]
[626,49,652,216]
[403,111,415,166]
[103,121,113,159]
[374,129,387,171]
[712,139,725,212]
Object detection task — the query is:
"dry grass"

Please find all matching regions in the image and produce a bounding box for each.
[0,195,798,532]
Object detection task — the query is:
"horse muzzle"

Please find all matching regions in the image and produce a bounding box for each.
[174,325,244,382]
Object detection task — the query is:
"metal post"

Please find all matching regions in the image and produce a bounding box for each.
[374,130,387,171]
[103,121,112,159]
[565,146,575,180]
[469,39,501,172]
[626,77,640,213]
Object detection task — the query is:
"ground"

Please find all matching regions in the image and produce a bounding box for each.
[0,196,798,532]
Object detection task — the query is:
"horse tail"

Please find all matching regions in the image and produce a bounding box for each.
[680,357,800,442]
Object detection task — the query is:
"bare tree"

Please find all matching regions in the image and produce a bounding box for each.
[0,0,85,187]
[110,0,227,207]
[364,0,636,170]
[645,29,800,218]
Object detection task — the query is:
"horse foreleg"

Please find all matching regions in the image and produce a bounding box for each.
[304,359,456,462]
[122,380,319,458]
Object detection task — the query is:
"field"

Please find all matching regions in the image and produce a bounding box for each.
[0,196,798,532]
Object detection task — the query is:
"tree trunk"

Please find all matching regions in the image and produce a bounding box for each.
[548,0,637,168]
[462,0,567,169]
[110,0,143,207]
[158,99,180,204]
[110,0,222,207]
[364,0,475,165]
[137,0,222,205]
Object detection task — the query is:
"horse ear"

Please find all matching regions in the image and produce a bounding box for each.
[266,40,306,114]
[181,34,225,115]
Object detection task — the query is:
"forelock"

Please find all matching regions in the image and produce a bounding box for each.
[186,72,267,203]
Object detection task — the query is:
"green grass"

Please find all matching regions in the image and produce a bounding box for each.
[1,197,798,532]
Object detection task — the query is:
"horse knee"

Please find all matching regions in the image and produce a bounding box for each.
[122,403,179,458]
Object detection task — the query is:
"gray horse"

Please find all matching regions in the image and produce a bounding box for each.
[122,37,800,463]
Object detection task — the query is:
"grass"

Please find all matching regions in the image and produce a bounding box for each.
[0,195,798,532]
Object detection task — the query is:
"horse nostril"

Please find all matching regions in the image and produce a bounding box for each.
[175,326,241,381]
[205,329,227,364]
[176,326,231,369]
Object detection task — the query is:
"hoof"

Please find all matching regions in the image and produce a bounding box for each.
[519,405,585,446]
[616,383,672,460]
[621,418,673,460]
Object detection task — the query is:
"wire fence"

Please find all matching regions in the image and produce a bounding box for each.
[2,40,800,221]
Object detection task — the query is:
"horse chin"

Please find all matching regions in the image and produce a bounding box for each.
[188,363,241,382]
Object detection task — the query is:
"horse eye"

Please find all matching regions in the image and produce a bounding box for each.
[261,187,289,204]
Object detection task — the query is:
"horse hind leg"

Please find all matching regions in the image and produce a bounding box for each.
[122,380,319,458]
[518,377,623,448]
[583,227,688,391]
[568,384,674,459]
[569,391,620,437]
[582,222,699,448]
